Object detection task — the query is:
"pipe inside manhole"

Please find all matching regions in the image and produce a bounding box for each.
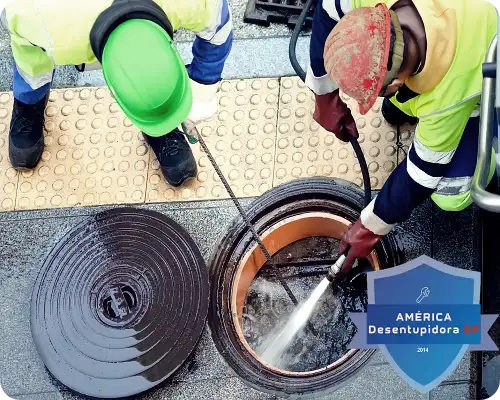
[232,212,380,375]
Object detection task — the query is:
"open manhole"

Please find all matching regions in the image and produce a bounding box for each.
[208,178,404,398]
[240,233,370,374]
[30,208,209,398]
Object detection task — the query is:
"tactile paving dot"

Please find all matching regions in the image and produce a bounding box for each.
[145,78,280,202]
[275,77,415,189]
[0,93,18,211]
[15,87,149,210]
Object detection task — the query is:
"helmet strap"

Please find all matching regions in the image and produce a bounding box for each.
[382,10,405,89]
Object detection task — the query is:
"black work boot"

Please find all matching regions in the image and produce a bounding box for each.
[144,128,197,187]
[9,94,48,170]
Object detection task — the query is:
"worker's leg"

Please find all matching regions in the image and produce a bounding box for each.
[13,62,53,104]
[431,116,498,211]
[9,63,54,170]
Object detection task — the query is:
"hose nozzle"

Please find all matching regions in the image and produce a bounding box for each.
[327,255,347,282]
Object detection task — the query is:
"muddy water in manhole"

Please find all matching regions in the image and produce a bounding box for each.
[241,237,368,372]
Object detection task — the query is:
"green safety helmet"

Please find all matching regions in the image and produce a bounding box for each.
[101,19,192,137]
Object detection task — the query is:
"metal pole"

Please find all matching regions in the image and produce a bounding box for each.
[471,35,500,212]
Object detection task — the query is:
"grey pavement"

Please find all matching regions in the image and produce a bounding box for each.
[0,0,487,399]
[0,199,478,400]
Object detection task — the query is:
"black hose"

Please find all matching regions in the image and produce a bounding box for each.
[288,0,313,82]
[350,139,372,206]
[288,0,372,207]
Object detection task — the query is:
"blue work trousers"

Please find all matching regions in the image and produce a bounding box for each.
[13,63,53,104]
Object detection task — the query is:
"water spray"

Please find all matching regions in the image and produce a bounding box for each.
[259,254,350,366]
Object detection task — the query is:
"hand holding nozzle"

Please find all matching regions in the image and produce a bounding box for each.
[338,219,383,275]
[181,121,200,144]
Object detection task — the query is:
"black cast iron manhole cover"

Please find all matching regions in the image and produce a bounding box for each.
[244,0,317,29]
[30,208,209,398]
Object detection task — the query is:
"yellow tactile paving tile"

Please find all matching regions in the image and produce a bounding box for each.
[275,77,415,189]
[145,78,280,203]
[15,88,150,210]
[0,93,19,211]
[0,76,417,213]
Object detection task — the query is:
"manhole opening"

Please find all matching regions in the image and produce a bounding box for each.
[231,212,381,377]
[102,285,138,321]
[242,236,369,373]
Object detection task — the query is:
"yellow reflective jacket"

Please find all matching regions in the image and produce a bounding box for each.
[5,0,217,79]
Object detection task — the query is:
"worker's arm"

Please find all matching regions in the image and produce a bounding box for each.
[361,99,479,235]
[307,0,352,94]
[185,0,232,123]
[308,0,358,141]
[338,99,479,273]
[188,0,232,84]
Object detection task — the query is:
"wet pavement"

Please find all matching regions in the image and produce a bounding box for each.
[0,198,481,399]
[0,0,492,398]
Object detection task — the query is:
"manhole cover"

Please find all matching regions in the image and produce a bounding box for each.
[244,0,316,29]
[30,208,209,398]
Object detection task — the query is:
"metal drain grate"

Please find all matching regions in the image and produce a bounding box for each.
[244,0,317,29]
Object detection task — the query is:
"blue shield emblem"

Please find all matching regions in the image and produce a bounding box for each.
[366,255,480,392]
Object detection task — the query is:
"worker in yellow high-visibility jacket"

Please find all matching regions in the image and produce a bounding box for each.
[2,0,233,187]
[307,0,497,273]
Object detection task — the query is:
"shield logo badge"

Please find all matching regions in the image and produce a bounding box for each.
[366,255,480,392]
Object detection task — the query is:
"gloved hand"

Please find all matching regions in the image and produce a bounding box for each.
[313,89,359,142]
[187,79,219,125]
[338,219,383,278]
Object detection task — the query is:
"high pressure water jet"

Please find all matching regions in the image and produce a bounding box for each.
[259,255,349,366]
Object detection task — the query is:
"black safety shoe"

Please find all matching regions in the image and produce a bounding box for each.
[9,94,48,170]
[144,128,197,187]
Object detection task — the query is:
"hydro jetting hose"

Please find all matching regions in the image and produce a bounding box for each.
[289,0,372,207]
[183,121,320,335]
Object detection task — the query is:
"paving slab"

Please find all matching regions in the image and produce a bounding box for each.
[318,364,428,400]
[174,0,298,42]
[0,36,312,93]
[432,204,480,272]
[430,383,473,400]
[13,393,66,400]
[274,77,414,189]
[146,78,280,203]
[0,197,466,400]
[0,75,416,214]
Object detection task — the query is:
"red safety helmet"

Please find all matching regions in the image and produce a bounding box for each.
[324,3,404,115]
